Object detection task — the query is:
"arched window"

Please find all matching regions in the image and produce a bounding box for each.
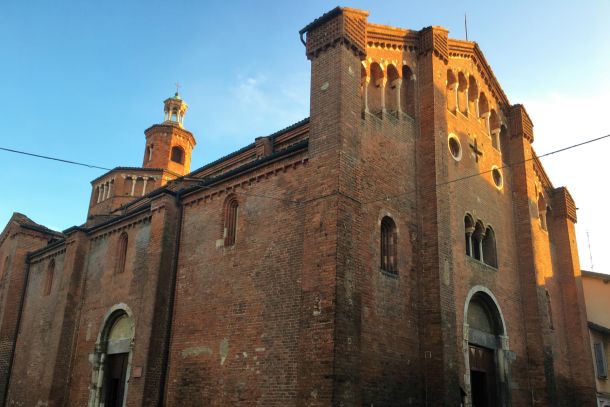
[482,227,497,268]
[380,216,397,273]
[385,64,400,113]
[44,259,55,296]
[401,65,416,117]
[472,221,485,262]
[171,146,184,164]
[115,232,128,274]
[538,194,548,231]
[464,215,475,257]
[446,70,457,113]
[457,72,468,115]
[368,62,384,114]
[468,76,479,115]
[223,196,239,246]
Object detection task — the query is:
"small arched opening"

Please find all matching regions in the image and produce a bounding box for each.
[464,288,511,407]
[446,70,457,113]
[489,109,501,149]
[385,64,400,114]
[88,305,135,407]
[368,62,385,114]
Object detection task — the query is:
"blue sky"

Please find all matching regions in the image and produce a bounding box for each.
[1,1,609,272]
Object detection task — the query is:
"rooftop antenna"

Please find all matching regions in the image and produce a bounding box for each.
[464,13,469,41]
[586,230,594,270]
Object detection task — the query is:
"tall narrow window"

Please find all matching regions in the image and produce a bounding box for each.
[44,259,55,296]
[224,196,239,247]
[116,232,128,274]
[594,342,608,379]
[380,216,397,273]
[385,64,400,113]
[482,227,498,268]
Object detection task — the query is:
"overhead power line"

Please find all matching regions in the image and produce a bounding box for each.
[1,133,609,204]
[0,147,112,171]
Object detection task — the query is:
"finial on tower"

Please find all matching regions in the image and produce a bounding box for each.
[163,87,188,127]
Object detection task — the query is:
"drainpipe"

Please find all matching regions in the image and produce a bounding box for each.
[2,256,31,407]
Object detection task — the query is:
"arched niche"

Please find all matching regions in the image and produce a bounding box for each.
[468,76,479,115]
[457,72,468,115]
[446,70,457,113]
[368,62,385,114]
[385,64,400,114]
[401,65,416,117]
[88,304,135,407]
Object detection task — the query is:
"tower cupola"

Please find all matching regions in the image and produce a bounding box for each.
[163,91,188,127]
[143,90,196,176]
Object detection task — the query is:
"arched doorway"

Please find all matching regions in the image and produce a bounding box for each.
[89,304,134,407]
[464,287,512,407]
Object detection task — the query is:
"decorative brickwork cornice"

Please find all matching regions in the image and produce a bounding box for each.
[366,23,419,52]
[300,7,369,60]
[419,26,449,62]
[509,104,534,142]
[552,187,577,223]
[447,40,510,108]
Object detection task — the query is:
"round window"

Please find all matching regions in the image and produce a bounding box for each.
[448,134,462,161]
[492,166,503,189]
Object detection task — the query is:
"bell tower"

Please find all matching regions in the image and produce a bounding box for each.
[143,91,196,176]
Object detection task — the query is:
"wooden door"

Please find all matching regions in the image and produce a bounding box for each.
[104,353,129,407]
[469,345,497,407]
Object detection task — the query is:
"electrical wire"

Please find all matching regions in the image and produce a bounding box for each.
[2,133,609,205]
[0,146,112,171]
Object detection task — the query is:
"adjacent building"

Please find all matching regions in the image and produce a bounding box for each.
[583,270,610,407]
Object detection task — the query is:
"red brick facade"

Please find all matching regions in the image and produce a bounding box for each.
[0,7,596,406]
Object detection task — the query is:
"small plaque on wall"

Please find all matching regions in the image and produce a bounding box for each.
[132,366,142,378]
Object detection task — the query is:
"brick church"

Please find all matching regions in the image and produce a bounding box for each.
[0,7,597,407]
